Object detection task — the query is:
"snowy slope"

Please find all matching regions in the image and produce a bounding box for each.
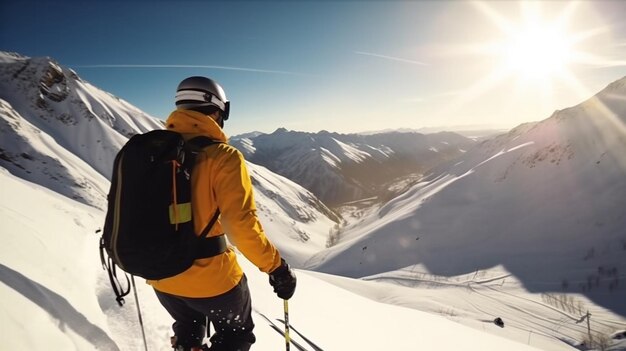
[245,162,339,266]
[0,169,548,351]
[0,99,111,208]
[0,52,162,177]
[306,77,626,346]
[0,169,116,350]
[0,52,162,209]
[231,128,475,206]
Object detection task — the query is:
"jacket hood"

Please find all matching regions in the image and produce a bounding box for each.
[165,109,228,142]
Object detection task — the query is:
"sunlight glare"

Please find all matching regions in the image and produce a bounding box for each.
[465,1,608,94]
[434,1,617,127]
[503,25,572,78]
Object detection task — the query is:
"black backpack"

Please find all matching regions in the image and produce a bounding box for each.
[100,129,226,305]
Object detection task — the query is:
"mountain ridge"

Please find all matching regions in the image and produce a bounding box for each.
[231,127,476,206]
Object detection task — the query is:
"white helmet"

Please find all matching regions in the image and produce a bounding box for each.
[175,76,230,120]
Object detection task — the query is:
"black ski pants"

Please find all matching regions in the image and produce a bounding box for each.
[155,275,256,351]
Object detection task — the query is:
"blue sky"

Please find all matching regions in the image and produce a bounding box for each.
[2,0,626,136]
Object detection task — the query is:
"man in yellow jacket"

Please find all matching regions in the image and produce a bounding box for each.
[148,76,296,351]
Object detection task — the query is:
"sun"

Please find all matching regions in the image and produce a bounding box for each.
[441,0,607,104]
[501,24,573,79]
[476,1,583,88]
[430,0,616,127]
[432,1,626,140]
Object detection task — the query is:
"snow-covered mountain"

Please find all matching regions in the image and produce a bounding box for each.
[0,52,339,261]
[308,76,626,316]
[231,128,475,206]
[359,125,508,139]
[0,52,163,209]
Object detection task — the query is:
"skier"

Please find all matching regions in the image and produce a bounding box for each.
[147,76,297,351]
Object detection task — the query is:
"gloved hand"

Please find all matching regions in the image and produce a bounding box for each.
[269,259,297,300]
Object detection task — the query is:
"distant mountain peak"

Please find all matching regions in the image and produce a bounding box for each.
[230,128,475,205]
[0,51,28,63]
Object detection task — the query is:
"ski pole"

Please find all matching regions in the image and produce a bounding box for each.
[284,299,291,351]
[131,275,149,351]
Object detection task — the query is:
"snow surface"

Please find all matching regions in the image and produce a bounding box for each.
[0,169,546,350]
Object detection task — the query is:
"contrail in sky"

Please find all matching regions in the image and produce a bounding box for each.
[354,51,428,66]
[74,64,310,76]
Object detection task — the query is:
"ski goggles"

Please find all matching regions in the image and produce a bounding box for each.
[175,90,230,120]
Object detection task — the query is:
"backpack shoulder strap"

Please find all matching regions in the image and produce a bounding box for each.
[186,135,223,239]
[200,208,221,239]
[186,136,222,151]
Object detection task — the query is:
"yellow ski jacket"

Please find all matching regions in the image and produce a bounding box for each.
[147,109,282,297]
